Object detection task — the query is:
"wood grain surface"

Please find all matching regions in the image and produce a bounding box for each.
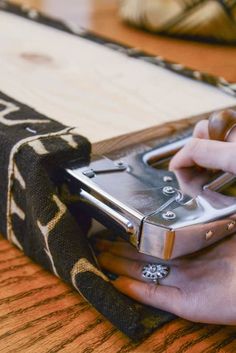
[2,228,236,353]
[10,0,236,83]
[1,1,236,352]
[0,10,235,143]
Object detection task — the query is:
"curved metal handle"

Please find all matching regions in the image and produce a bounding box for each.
[143,136,191,167]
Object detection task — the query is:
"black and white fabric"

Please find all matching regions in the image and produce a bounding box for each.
[0,91,174,341]
[120,0,236,43]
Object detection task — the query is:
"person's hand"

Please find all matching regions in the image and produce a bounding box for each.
[95,118,236,325]
[96,235,236,325]
[169,119,236,172]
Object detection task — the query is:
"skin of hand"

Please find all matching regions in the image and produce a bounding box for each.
[169,119,236,172]
[96,119,236,325]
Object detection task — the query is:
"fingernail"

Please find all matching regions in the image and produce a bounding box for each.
[103,270,119,281]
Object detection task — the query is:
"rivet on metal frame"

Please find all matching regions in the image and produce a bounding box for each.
[163,186,176,196]
[163,175,173,183]
[206,230,214,241]
[162,211,176,220]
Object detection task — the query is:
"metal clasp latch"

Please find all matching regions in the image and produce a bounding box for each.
[83,160,128,178]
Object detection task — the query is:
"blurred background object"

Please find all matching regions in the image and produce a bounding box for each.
[120,0,236,44]
[10,0,117,26]
[10,0,41,9]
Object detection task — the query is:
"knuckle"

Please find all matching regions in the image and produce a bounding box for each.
[186,138,200,158]
[144,283,159,300]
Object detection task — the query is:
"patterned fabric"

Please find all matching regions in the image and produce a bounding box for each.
[120,0,236,43]
[0,91,174,340]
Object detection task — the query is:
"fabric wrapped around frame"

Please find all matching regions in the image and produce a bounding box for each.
[119,0,236,43]
[0,91,175,341]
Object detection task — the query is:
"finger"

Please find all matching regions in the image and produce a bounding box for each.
[169,138,236,173]
[95,239,179,265]
[112,276,182,315]
[97,251,146,282]
[193,120,209,139]
[97,252,180,286]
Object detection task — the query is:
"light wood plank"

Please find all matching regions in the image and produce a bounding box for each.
[0,11,235,143]
[10,0,236,83]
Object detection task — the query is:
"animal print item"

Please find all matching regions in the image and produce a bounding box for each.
[120,0,236,43]
[0,91,174,340]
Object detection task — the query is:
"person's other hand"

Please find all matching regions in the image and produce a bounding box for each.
[96,236,236,325]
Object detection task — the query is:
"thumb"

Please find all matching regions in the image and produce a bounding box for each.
[169,138,236,174]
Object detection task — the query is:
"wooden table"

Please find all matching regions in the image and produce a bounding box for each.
[0,1,236,352]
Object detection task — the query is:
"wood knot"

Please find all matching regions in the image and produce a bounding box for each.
[20,52,53,65]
